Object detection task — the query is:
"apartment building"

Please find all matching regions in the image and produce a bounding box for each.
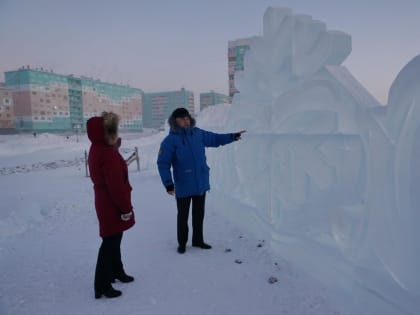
[0,85,15,132]
[228,37,256,100]
[199,91,229,111]
[143,88,194,129]
[4,67,143,132]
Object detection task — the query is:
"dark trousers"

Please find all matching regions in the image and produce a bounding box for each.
[176,194,206,246]
[94,232,124,290]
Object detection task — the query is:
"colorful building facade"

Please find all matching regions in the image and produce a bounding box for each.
[199,91,229,111]
[4,67,143,132]
[228,37,255,100]
[0,85,15,132]
[142,88,194,129]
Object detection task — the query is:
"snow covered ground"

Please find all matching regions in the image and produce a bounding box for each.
[0,131,342,315]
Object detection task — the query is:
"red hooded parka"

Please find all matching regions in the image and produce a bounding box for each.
[87,117,135,237]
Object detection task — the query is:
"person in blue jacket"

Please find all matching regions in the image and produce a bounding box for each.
[157,107,245,254]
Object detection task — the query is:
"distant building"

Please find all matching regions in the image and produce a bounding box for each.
[200,91,229,111]
[0,85,15,133]
[228,37,256,100]
[143,88,194,129]
[4,67,143,132]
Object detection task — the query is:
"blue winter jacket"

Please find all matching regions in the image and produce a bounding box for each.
[157,126,237,198]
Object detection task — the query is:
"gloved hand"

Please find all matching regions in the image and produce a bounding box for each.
[234,130,246,140]
[121,211,133,221]
[166,184,175,196]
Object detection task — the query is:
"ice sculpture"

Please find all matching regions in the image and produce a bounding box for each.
[204,7,420,315]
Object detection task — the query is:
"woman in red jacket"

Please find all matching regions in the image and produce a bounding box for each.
[87,112,135,299]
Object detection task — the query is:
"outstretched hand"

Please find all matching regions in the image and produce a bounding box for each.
[235,130,246,140]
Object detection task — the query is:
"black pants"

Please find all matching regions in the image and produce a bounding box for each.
[94,232,124,290]
[176,194,206,246]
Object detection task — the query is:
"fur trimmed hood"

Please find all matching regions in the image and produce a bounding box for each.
[87,112,120,145]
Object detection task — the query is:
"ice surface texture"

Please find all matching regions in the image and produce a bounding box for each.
[205,7,420,315]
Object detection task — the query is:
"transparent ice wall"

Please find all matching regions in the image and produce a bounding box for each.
[204,7,420,315]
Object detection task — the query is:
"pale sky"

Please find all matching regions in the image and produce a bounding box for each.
[1,0,420,105]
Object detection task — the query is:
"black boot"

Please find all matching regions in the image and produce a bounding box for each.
[95,285,122,299]
[177,245,186,254]
[192,242,212,249]
[114,271,134,283]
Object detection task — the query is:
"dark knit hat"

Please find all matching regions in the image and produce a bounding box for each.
[171,107,190,119]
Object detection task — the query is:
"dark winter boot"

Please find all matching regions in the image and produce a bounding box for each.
[114,271,134,283]
[177,245,186,254]
[192,242,212,249]
[95,285,122,299]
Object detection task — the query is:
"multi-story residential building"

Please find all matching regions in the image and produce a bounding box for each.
[0,85,15,132]
[4,67,143,132]
[228,37,257,100]
[142,88,194,129]
[199,91,229,111]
